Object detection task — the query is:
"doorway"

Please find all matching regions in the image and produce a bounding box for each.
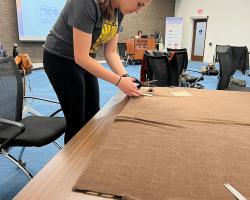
[191,19,208,61]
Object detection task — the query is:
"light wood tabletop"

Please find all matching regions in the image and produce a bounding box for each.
[14,92,128,200]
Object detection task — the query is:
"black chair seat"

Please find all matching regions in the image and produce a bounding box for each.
[0,116,65,147]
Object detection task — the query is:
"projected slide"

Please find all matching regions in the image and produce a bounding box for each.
[16,0,66,41]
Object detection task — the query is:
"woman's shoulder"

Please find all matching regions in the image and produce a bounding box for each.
[70,0,100,7]
[67,0,101,17]
[68,0,100,10]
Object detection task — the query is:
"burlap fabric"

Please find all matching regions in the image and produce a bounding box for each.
[74,88,250,200]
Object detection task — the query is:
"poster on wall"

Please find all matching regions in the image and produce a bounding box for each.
[165,17,183,49]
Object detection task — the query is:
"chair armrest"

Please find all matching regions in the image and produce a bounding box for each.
[0,118,25,150]
[24,96,60,104]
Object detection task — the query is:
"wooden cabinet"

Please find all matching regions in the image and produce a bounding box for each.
[126,38,156,60]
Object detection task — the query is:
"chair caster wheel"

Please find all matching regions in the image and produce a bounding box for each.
[18,160,26,167]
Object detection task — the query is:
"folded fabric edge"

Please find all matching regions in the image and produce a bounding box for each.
[72,188,138,200]
[114,115,185,129]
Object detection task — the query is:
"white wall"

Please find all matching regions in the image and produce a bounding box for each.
[175,0,250,62]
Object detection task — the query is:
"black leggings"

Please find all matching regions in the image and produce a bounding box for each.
[43,50,100,144]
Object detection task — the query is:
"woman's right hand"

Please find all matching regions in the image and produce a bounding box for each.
[117,77,143,97]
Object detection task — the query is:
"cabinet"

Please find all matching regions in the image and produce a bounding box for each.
[126,38,156,60]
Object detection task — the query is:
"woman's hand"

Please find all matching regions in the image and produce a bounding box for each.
[117,77,143,97]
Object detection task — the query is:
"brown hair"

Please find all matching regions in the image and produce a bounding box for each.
[98,0,115,20]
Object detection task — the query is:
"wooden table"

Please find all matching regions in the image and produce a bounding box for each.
[14,92,129,200]
[14,88,250,199]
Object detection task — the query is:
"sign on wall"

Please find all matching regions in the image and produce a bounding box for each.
[165,17,183,49]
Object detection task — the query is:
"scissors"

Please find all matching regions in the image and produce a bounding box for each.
[224,183,247,200]
[132,78,158,89]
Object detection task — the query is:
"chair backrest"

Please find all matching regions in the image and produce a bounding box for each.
[167,48,188,72]
[214,45,231,62]
[217,51,234,90]
[231,46,249,73]
[167,48,188,86]
[0,57,23,130]
[144,50,170,87]
[117,43,127,58]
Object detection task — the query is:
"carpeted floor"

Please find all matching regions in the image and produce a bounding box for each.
[0,61,249,200]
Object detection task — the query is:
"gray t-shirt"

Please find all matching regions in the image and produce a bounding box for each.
[44,0,123,60]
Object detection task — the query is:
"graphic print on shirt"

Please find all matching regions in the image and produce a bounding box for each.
[90,18,118,54]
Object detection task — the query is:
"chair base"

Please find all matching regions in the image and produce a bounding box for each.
[18,159,26,167]
[16,141,61,168]
[230,77,246,87]
[0,141,61,180]
[1,148,33,179]
[181,82,204,89]
[179,73,204,89]
[17,147,26,167]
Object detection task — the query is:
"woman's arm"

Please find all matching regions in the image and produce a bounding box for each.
[73,27,119,85]
[104,33,127,76]
[73,27,142,97]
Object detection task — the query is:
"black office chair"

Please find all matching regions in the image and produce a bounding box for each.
[217,51,250,91]
[167,48,188,86]
[0,56,66,179]
[143,50,170,87]
[117,42,134,66]
[167,48,204,88]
